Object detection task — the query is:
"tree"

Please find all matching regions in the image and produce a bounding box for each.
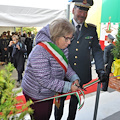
[0,63,33,120]
[112,24,120,59]
[16,27,38,35]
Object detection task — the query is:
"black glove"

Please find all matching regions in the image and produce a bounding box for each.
[96,70,108,82]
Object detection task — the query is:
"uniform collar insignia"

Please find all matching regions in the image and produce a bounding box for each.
[70,19,72,23]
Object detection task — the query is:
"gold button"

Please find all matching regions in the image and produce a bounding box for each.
[77,41,79,43]
[76,48,78,51]
[74,63,77,65]
[75,56,77,58]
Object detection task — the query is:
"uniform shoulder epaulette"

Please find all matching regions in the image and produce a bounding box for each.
[70,19,72,24]
[87,23,97,28]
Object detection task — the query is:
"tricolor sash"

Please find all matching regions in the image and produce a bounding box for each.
[38,42,68,73]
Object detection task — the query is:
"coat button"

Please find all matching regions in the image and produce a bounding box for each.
[76,48,78,51]
[74,63,77,65]
[75,56,77,58]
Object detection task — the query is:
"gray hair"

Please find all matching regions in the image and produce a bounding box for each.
[49,18,75,42]
[12,35,19,40]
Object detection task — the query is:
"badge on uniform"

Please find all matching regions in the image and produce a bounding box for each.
[85,36,93,39]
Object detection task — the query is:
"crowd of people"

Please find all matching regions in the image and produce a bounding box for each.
[0,30,35,65]
[0,30,35,87]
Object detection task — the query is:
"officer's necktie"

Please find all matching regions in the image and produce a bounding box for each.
[76,25,81,37]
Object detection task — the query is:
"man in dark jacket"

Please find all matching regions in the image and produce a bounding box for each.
[1,39,10,64]
[54,0,107,120]
[102,34,115,91]
[25,32,33,58]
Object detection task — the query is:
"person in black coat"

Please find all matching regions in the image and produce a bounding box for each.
[0,32,10,64]
[8,35,26,87]
[102,34,115,91]
[54,0,107,120]
[25,32,33,58]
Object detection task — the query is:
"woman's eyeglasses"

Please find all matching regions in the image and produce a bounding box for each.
[63,36,74,42]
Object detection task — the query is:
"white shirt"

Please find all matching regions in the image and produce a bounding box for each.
[73,19,82,31]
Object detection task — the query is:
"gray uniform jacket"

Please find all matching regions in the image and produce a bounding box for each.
[103,43,114,73]
[68,20,104,85]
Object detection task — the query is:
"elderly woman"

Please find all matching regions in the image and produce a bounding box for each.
[21,18,80,120]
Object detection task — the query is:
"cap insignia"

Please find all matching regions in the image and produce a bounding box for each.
[83,0,87,4]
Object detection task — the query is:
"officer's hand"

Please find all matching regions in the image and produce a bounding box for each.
[97,70,108,82]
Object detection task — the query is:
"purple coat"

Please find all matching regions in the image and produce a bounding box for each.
[21,25,80,100]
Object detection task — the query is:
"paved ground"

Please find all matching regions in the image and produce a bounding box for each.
[49,90,120,120]
[1,62,120,120]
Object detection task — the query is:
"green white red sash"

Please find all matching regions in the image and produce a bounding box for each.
[38,42,68,73]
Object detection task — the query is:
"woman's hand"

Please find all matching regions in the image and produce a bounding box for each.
[16,44,20,50]
[71,84,79,92]
[70,79,81,92]
[73,79,80,87]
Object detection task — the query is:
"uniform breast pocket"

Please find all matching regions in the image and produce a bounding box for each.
[85,36,93,50]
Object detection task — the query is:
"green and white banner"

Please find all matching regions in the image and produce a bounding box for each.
[100,0,120,50]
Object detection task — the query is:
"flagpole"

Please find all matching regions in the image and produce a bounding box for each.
[93,82,101,120]
[66,3,70,20]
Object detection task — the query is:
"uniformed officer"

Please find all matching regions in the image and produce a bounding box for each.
[102,34,115,91]
[54,0,107,120]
